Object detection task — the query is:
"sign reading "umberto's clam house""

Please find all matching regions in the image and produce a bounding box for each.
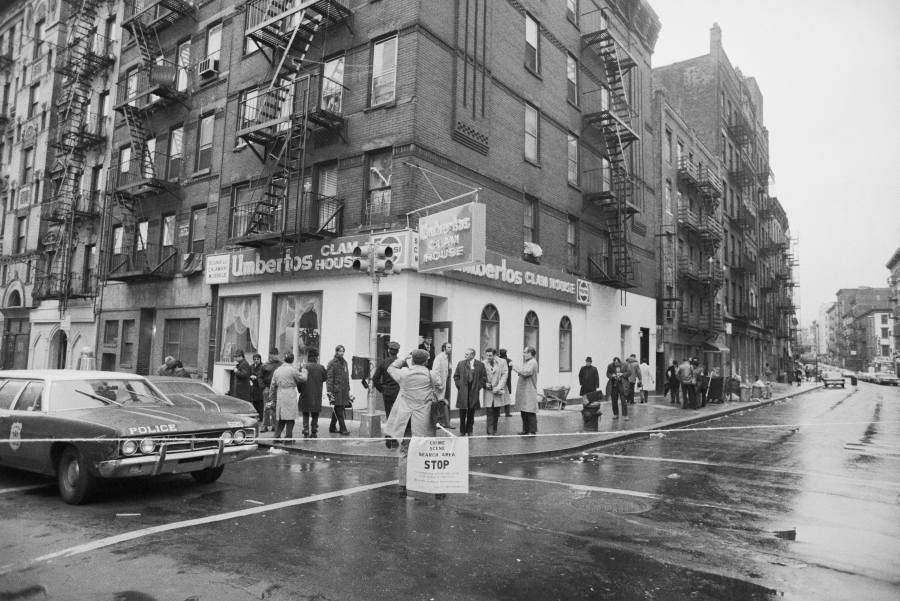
[418,202,486,273]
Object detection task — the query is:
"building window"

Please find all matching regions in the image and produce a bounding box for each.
[103,320,119,345]
[164,319,200,370]
[82,244,96,290]
[176,39,191,92]
[524,198,537,244]
[218,296,260,361]
[190,206,206,254]
[881,327,889,339]
[370,35,397,106]
[664,179,672,214]
[111,224,124,255]
[566,0,578,25]
[567,134,578,185]
[22,147,34,184]
[321,55,344,113]
[567,217,578,269]
[566,53,578,105]
[120,319,136,367]
[206,23,222,62]
[135,220,148,252]
[524,13,540,73]
[161,214,176,248]
[196,114,214,172]
[28,84,39,118]
[665,128,673,165]
[480,304,500,355]
[366,149,392,223]
[559,316,572,372]
[167,126,183,179]
[524,103,539,163]
[881,314,889,324]
[33,19,44,59]
[14,216,26,254]
[524,311,540,358]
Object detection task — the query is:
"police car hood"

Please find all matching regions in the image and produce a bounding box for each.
[60,404,251,436]
[163,392,256,416]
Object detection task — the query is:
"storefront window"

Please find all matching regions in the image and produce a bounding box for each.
[524,311,539,359]
[272,293,322,362]
[559,316,572,372]
[480,304,499,354]
[218,296,259,361]
[164,318,200,369]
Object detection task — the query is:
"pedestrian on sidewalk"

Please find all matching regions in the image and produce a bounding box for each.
[498,348,514,417]
[260,348,282,432]
[326,345,353,435]
[694,360,708,407]
[249,354,264,418]
[383,349,444,498]
[157,356,177,376]
[431,342,455,428]
[482,347,509,436]
[624,354,641,405]
[373,341,401,418]
[230,350,253,404]
[606,357,627,419]
[578,357,600,398]
[511,346,540,435]
[299,350,326,438]
[677,357,696,409]
[665,360,680,405]
[454,348,486,436]
[639,358,654,403]
[272,352,308,443]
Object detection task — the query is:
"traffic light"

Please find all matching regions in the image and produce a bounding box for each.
[352,243,397,274]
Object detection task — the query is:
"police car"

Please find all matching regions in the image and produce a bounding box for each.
[0,370,257,504]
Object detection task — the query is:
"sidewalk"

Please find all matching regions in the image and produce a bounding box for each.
[257,382,823,463]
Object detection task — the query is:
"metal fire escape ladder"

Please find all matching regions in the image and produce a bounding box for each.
[594,24,637,289]
[38,0,104,311]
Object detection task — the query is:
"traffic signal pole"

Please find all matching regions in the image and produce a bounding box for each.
[360,243,382,438]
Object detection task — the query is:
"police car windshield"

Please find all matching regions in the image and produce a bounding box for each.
[52,379,169,411]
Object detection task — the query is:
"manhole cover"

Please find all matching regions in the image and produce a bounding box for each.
[572,495,655,515]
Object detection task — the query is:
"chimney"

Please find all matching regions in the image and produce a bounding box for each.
[710,22,722,50]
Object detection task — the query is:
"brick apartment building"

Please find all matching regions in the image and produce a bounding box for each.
[652,24,796,381]
[832,287,892,371]
[0,0,120,370]
[887,248,900,375]
[91,0,663,401]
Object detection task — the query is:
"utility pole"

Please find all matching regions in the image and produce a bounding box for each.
[352,239,398,437]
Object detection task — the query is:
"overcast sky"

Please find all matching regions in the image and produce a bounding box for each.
[648,0,900,325]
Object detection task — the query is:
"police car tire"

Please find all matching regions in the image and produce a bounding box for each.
[58,446,96,505]
[191,465,225,484]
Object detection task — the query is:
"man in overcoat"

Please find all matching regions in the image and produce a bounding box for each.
[454,347,487,436]
[482,348,509,435]
[373,341,401,417]
[326,345,353,435]
[511,346,540,435]
[231,350,253,404]
[299,350,327,438]
[578,357,600,398]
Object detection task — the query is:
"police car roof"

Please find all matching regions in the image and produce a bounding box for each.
[0,370,148,381]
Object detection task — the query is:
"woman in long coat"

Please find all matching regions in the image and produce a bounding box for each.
[511,346,539,435]
[326,345,353,435]
[272,352,307,443]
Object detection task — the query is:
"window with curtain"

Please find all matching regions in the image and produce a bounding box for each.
[273,293,322,361]
[196,114,214,171]
[524,311,539,358]
[321,55,344,113]
[367,149,392,223]
[167,126,183,179]
[559,316,572,372]
[371,36,397,106]
[218,296,260,361]
[480,304,500,354]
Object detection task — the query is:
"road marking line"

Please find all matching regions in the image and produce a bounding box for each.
[12,480,396,570]
[471,471,659,499]
[0,484,50,495]
[590,453,900,489]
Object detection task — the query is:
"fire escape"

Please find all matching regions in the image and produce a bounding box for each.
[34,0,114,309]
[106,0,194,282]
[581,8,639,289]
[232,0,351,248]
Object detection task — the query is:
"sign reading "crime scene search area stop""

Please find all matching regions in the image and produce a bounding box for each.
[417,202,486,273]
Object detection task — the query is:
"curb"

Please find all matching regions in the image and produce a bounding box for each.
[257,384,827,463]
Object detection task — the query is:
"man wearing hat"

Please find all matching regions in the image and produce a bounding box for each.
[578,357,600,399]
[373,341,402,418]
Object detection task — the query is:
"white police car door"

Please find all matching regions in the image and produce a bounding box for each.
[0,379,29,469]
[8,380,46,472]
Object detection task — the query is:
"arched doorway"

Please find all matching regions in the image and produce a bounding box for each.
[50,330,68,369]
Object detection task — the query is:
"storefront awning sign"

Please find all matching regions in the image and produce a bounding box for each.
[417,202,486,274]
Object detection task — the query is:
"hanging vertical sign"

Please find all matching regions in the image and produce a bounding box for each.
[417,203,486,273]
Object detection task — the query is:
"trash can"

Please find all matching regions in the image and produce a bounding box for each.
[849,375,858,386]
[740,385,751,402]
[581,401,603,431]
[751,384,764,400]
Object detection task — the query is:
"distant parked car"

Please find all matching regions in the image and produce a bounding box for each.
[0,370,258,504]
[148,376,258,422]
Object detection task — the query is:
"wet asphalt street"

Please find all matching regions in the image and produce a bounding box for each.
[0,382,898,601]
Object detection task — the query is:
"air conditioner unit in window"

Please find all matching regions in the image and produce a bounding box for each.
[198,57,219,79]
[664,308,676,321]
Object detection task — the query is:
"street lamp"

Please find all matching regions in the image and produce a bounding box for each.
[352,240,400,437]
